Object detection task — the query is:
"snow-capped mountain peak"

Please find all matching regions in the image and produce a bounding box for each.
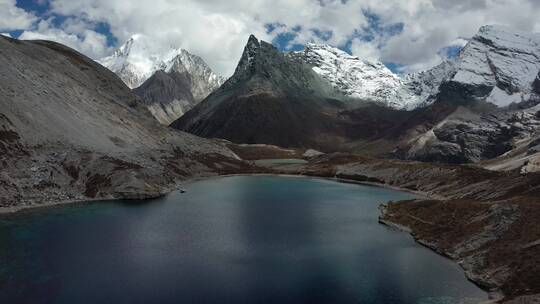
[99,34,224,90]
[99,34,176,88]
[100,34,225,125]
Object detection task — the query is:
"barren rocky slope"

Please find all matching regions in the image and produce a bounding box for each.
[0,36,241,211]
[133,70,196,125]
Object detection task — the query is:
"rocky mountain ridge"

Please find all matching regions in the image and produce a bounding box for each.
[290,25,540,111]
[289,42,449,110]
[100,26,540,168]
[288,43,404,106]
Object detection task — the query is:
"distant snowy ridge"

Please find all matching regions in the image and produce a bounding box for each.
[292,25,540,110]
[289,43,404,106]
[289,43,447,110]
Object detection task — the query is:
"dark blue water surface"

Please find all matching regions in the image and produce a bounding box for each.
[0,176,487,304]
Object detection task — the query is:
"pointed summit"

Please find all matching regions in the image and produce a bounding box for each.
[171,34,343,149]
[246,34,260,49]
[233,35,262,76]
[227,34,285,86]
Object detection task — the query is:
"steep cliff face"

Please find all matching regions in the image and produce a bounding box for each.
[393,101,540,165]
[0,35,237,210]
[437,25,540,106]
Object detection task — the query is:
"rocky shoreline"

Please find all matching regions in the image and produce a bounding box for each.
[378,205,505,302]
[289,153,540,303]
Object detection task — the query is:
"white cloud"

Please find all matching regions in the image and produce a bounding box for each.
[350,39,380,62]
[348,0,540,73]
[7,0,540,75]
[19,18,112,59]
[0,0,37,31]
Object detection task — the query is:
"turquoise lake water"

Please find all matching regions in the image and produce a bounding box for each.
[0,175,487,304]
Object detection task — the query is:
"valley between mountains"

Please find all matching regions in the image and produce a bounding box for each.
[1,24,540,303]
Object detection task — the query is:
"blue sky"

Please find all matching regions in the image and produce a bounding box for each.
[2,0,538,76]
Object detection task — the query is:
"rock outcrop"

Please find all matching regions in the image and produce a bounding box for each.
[395,106,531,162]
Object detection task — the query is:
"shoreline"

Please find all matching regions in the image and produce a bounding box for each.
[0,172,435,215]
[215,173,438,200]
[378,213,504,303]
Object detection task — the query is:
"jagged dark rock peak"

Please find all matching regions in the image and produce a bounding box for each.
[221,34,337,97]
[171,35,345,149]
